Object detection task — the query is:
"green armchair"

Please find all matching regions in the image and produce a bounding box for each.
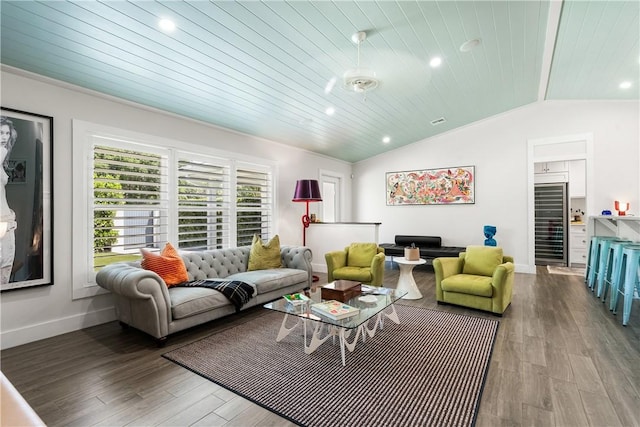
[433,245,514,315]
[325,242,385,286]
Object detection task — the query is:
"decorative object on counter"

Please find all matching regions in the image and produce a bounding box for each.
[570,208,585,222]
[601,210,612,216]
[292,179,322,246]
[483,225,497,246]
[615,201,629,216]
[404,243,420,260]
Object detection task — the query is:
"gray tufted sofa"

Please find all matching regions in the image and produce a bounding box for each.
[96,245,312,344]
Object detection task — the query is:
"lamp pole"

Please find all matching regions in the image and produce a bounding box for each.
[301,200,311,246]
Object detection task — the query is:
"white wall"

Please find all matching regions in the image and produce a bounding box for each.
[0,68,352,349]
[352,100,639,273]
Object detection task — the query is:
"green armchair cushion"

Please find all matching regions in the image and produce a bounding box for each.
[440,274,493,297]
[347,242,378,267]
[331,266,372,283]
[462,245,503,277]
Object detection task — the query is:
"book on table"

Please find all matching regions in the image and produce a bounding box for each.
[311,300,360,320]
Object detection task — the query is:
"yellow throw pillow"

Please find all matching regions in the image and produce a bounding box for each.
[140,242,189,287]
[248,234,282,271]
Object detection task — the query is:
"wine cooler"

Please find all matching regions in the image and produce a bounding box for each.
[534,183,567,266]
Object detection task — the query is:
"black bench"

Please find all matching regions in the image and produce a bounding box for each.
[380,235,466,264]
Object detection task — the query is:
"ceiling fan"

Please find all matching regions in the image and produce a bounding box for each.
[325,30,380,100]
[342,31,379,97]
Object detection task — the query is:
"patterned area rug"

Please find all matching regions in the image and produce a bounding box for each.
[547,265,586,276]
[163,305,499,427]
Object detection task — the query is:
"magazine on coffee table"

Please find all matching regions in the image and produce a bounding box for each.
[361,284,394,295]
[311,300,359,320]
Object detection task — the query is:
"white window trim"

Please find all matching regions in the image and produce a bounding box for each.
[72,120,277,300]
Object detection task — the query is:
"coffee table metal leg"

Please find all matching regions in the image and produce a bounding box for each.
[339,326,362,366]
[363,304,401,338]
[278,304,401,366]
[276,313,301,341]
[304,320,332,355]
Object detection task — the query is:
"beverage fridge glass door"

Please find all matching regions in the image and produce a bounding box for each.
[534,183,567,266]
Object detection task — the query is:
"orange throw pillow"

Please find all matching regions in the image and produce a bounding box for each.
[140,243,188,287]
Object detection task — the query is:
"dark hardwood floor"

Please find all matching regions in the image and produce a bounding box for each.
[2,265,639,426]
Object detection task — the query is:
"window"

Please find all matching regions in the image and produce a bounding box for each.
[177,156,230,250]
[92,143,168,269]
[72,120,276,299]
[236,164,272,246]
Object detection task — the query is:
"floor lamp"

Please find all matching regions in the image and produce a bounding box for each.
[292,179,322,282]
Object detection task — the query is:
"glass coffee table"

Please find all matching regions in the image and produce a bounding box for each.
[263,285,407,366]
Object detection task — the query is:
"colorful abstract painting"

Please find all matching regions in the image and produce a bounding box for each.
[386,166,475,205]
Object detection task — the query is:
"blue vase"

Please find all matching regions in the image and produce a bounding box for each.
[483,225,497,246]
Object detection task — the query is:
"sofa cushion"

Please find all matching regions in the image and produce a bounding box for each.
[228,269,308,294]
[169,286,231,319]
[140,242,188,287]
[462,246,503,277]
[441,274,494,297]
[248,235,282,271]
[347,243,377,267]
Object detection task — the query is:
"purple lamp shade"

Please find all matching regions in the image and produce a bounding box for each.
[292,179,322,202]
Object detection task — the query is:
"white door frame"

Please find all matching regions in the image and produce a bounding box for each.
[527,133,594,274]
[319,169,345,222]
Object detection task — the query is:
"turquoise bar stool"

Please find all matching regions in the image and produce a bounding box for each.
[610,245,640,325]
[586,236,622,291]
[595,238,630,298]
[602,241,639,304]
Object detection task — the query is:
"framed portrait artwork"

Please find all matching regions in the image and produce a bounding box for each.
[1,107,53,291]
[386,166,475,206]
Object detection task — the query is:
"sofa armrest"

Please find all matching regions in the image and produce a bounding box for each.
[491,262,515,313]
[280,245,313,287]
[96,264,170,301]
[433,257,463,301]
[96,263,173,338]
[325,250,347,283]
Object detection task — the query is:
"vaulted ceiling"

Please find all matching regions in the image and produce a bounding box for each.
[1,1,638,162]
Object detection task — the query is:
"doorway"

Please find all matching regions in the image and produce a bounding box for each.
[527,133,594,273]
[319,170,344,223]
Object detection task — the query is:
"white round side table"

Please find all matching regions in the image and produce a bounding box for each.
[394,257,426,299]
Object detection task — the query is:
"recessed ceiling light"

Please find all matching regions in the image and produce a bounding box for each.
[460,38,481,52]
[382,136,391,144]
[158,18,176,32]
[325,106,335,116]
[429,57,442,68]
[619,81,632,89]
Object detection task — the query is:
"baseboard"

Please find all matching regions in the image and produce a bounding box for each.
[311,262,327,274]
[0,307,117,350]
[516,264,536,274]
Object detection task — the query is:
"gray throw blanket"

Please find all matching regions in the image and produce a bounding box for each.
[177,279,256,311]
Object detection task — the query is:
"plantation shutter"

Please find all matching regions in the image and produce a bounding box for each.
[177,156,230,250]
[92,143,168,270]
[235,165,273,247]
